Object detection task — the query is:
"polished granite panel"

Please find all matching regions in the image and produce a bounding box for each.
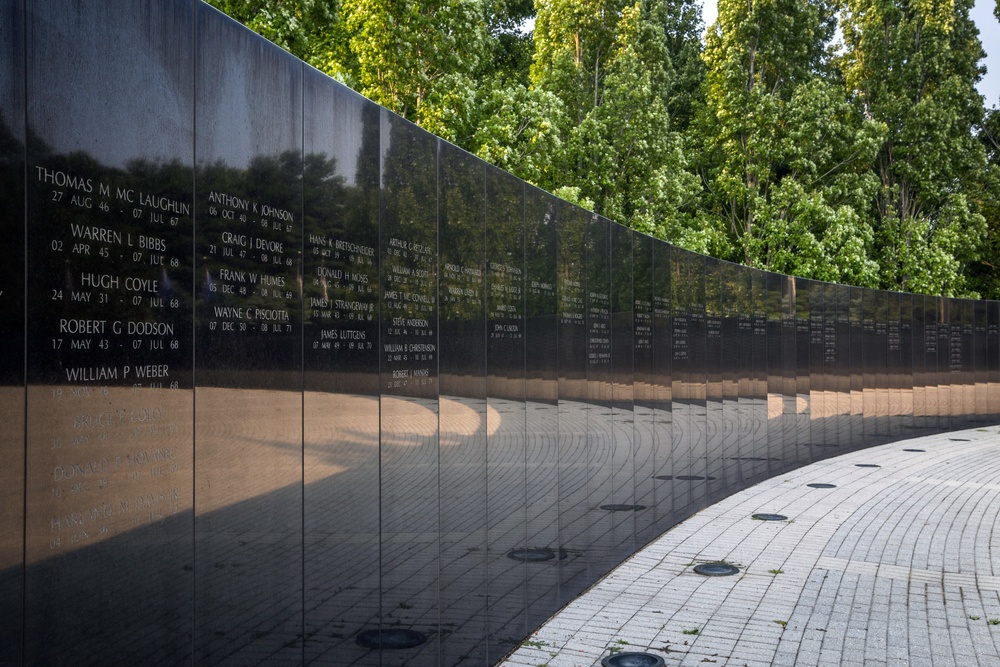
[750,268,769,479]
[792,278,810,461]
[0,2,23,661]
[485,164,527,662]
[912,294,928,431]
[702,258,722,498]
[523,184,559,630]
[8,3,1000,664]
[609,222,635,559]
[835,284,852,448]
[556,202,589,607]
[990,301,1000,419]
[900,293,914,433]
[438,140,488,665]
[650,240,675,532]
[960,299,977,424]
[935,297,947,428]
[687,255,708,495]
[194,5,303,662]
[378,110,440,665]
[24,1,195,662]
[670,251,694,511]
[861,290,879,443]
[887,292,902,437]
[939,297,954,429]
[974,299,988,420]
[732,264,761,481]
[301,73,381,665]
[794,279,814,454]
[765,272,784,464]
[719,262,741,490]
[585,215,614,576]
[632,232,656,541]
[927,295,944,430]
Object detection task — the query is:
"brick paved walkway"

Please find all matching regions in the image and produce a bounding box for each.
[500,425,1000,667]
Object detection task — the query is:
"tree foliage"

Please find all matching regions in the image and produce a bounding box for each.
[208,0,1000,296]
[840,0,989,295]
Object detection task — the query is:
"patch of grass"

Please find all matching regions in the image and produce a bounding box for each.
[521,639,546,649]
[989,618,1000,626]
[768,569,784,575]
[970,615,981,621]
[615,639,629,645]
[682,628,700,635]
[774,620,788,628]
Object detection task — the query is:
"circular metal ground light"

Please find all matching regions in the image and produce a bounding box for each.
[675,475,717,481]
[600,504,646,512]
[950,438,970,442]
[356,629,427,650]
[693,562,740,576]
[506,547,567,562]
[654,475,673,480]
[855,464,880,468]
[903,448,925,452]
[807,483,837,489]
[601,652,666,667]
[752,513,788,521]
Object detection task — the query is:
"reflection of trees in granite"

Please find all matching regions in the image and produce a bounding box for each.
[437,135,486,508]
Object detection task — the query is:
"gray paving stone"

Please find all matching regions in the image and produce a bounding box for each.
[500,428,1000,667]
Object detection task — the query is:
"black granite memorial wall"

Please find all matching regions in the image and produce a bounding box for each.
[4,1,1000,664]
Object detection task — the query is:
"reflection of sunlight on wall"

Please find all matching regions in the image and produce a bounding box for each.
[381,395,437,439]
[1,388,23,568]
[439,396,502,441]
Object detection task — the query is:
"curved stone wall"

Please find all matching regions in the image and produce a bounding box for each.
[1,1,998,664]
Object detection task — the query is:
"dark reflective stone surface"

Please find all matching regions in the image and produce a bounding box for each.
[24,1,195,663]
[632,233,656,543]
[523,185,559,630]
[378,110,440,665]
[557,203,589,606]
[302,74,381,665]
[610,223,635,561]
[586,214,614,577]
[438,140,488,665]
[485,165,527,661]
[194,5,302,661]
[703,258,724,499]
[6,2,1000,665]
[0,1,23,661]
[650,241,674,534]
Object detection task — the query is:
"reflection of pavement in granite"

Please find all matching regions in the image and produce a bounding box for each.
[12,383,987,665]
[0,386,22,662]
[501,426,1000,667]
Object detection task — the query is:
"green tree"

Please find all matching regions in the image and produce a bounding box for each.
[966,107,1000,298]
[204,0,336,60]
[840,0,988,295]
[335,0,488,142]
[528,0,704,238]
[697,0,882,284]
[563,3,700,237]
